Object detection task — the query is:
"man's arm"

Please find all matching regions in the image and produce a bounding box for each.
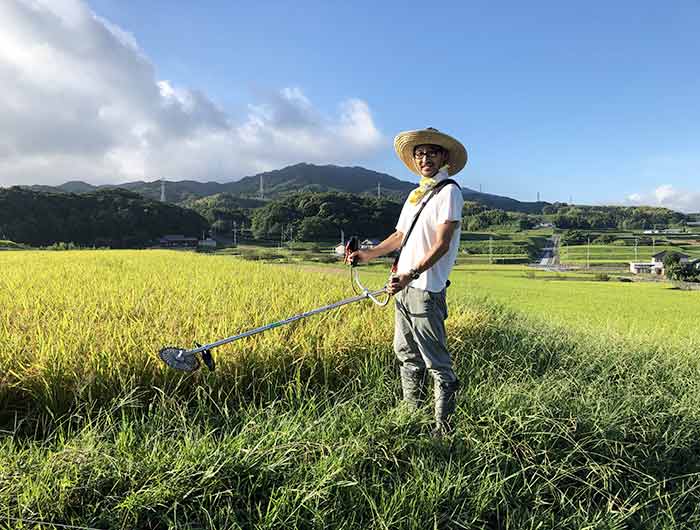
[365,230,404,259]
[346,230,404,264]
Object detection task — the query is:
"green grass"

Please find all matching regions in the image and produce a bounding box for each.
[459,232,549,263]
[449,264,700,349]
[560,243,700,266]
[2,253,700,529]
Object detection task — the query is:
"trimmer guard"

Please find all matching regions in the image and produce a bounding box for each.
[159,346,200,372]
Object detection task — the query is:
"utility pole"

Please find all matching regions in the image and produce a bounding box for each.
[537,191,540,202]
[340,229,344,245]
[652,237,655,254]
[232,221,238,247]
[160,180,166,202]
[489,235,493,264]
[479,183,482,193]
[377,182,381,198]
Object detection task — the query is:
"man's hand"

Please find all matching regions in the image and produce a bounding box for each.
[387,273,411,295]
[345,250,371,265]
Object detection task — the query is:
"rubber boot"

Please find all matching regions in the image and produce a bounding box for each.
[399,366,427,409]
[433,379,459,436]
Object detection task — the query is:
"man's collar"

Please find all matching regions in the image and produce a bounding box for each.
[432,168,449,182]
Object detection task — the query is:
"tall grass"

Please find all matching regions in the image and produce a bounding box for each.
[2,251,700,529]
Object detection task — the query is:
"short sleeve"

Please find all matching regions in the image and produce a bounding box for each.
[395,200,412,234]
[435,185,464,225]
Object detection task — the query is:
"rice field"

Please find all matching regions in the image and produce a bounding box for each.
[449,264,700,350]
[559,243,700,266]
[2,251,700,529]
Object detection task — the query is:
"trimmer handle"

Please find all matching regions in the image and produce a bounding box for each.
[345,236,359,267]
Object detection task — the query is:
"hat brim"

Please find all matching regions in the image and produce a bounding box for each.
[394,129,468,177]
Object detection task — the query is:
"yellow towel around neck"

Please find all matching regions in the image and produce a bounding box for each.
[407,176,438,205]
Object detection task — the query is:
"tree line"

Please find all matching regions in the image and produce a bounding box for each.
[249,192,403,241]
[1,187,692,247]
[0,188,207,247]
[542,204,687,230]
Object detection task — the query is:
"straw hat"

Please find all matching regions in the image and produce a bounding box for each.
[394,127,468,177]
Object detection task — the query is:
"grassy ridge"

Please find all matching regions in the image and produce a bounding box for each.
[2,252,700,528]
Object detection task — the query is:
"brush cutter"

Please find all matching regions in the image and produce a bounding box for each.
[159,237,392,372]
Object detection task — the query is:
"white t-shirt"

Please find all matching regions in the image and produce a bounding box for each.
[395,172,464,292]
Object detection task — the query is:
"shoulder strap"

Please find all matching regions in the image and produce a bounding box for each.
[391,179,460,272]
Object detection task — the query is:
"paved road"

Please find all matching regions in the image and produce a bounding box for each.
[536,235,560,268]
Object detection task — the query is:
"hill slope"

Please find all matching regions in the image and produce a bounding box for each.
[20,163,548,213]
[0,187,207,246]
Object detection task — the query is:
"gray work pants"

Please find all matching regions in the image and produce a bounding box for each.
[393,286,457,387]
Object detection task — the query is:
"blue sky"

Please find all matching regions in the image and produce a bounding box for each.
[2,1,699,210]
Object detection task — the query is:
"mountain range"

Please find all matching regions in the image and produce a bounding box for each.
[22,163,549,214]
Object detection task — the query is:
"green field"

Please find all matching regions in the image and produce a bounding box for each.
[457,232,550,264]
[2,251,700,529]
[450,264,700,349]
[560,243,700,266]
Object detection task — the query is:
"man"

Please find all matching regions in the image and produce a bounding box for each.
[347,127,466,434]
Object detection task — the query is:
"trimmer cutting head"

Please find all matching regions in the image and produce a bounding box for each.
[159,346,200,372]
[159,343,216,372]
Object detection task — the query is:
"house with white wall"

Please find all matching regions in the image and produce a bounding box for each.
[630,251,690,275]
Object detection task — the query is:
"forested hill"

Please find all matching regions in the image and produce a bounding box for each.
[21,163,547,213]
[0,187,207,247]
[462,189,548,214]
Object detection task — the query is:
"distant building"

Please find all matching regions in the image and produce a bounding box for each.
[360,238,380,249]
[158,235,198,248]
[651,251,689,266]
[630,251,691,275]
[629,262,662,275]
[198,238,217,249]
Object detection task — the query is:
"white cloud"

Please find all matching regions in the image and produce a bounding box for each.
[0,0,384,186]
[625,185,700,213]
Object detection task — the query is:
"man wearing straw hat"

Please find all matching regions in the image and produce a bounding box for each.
[348,128,466,434]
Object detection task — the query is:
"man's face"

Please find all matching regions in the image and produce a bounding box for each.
[413,144,449,178]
